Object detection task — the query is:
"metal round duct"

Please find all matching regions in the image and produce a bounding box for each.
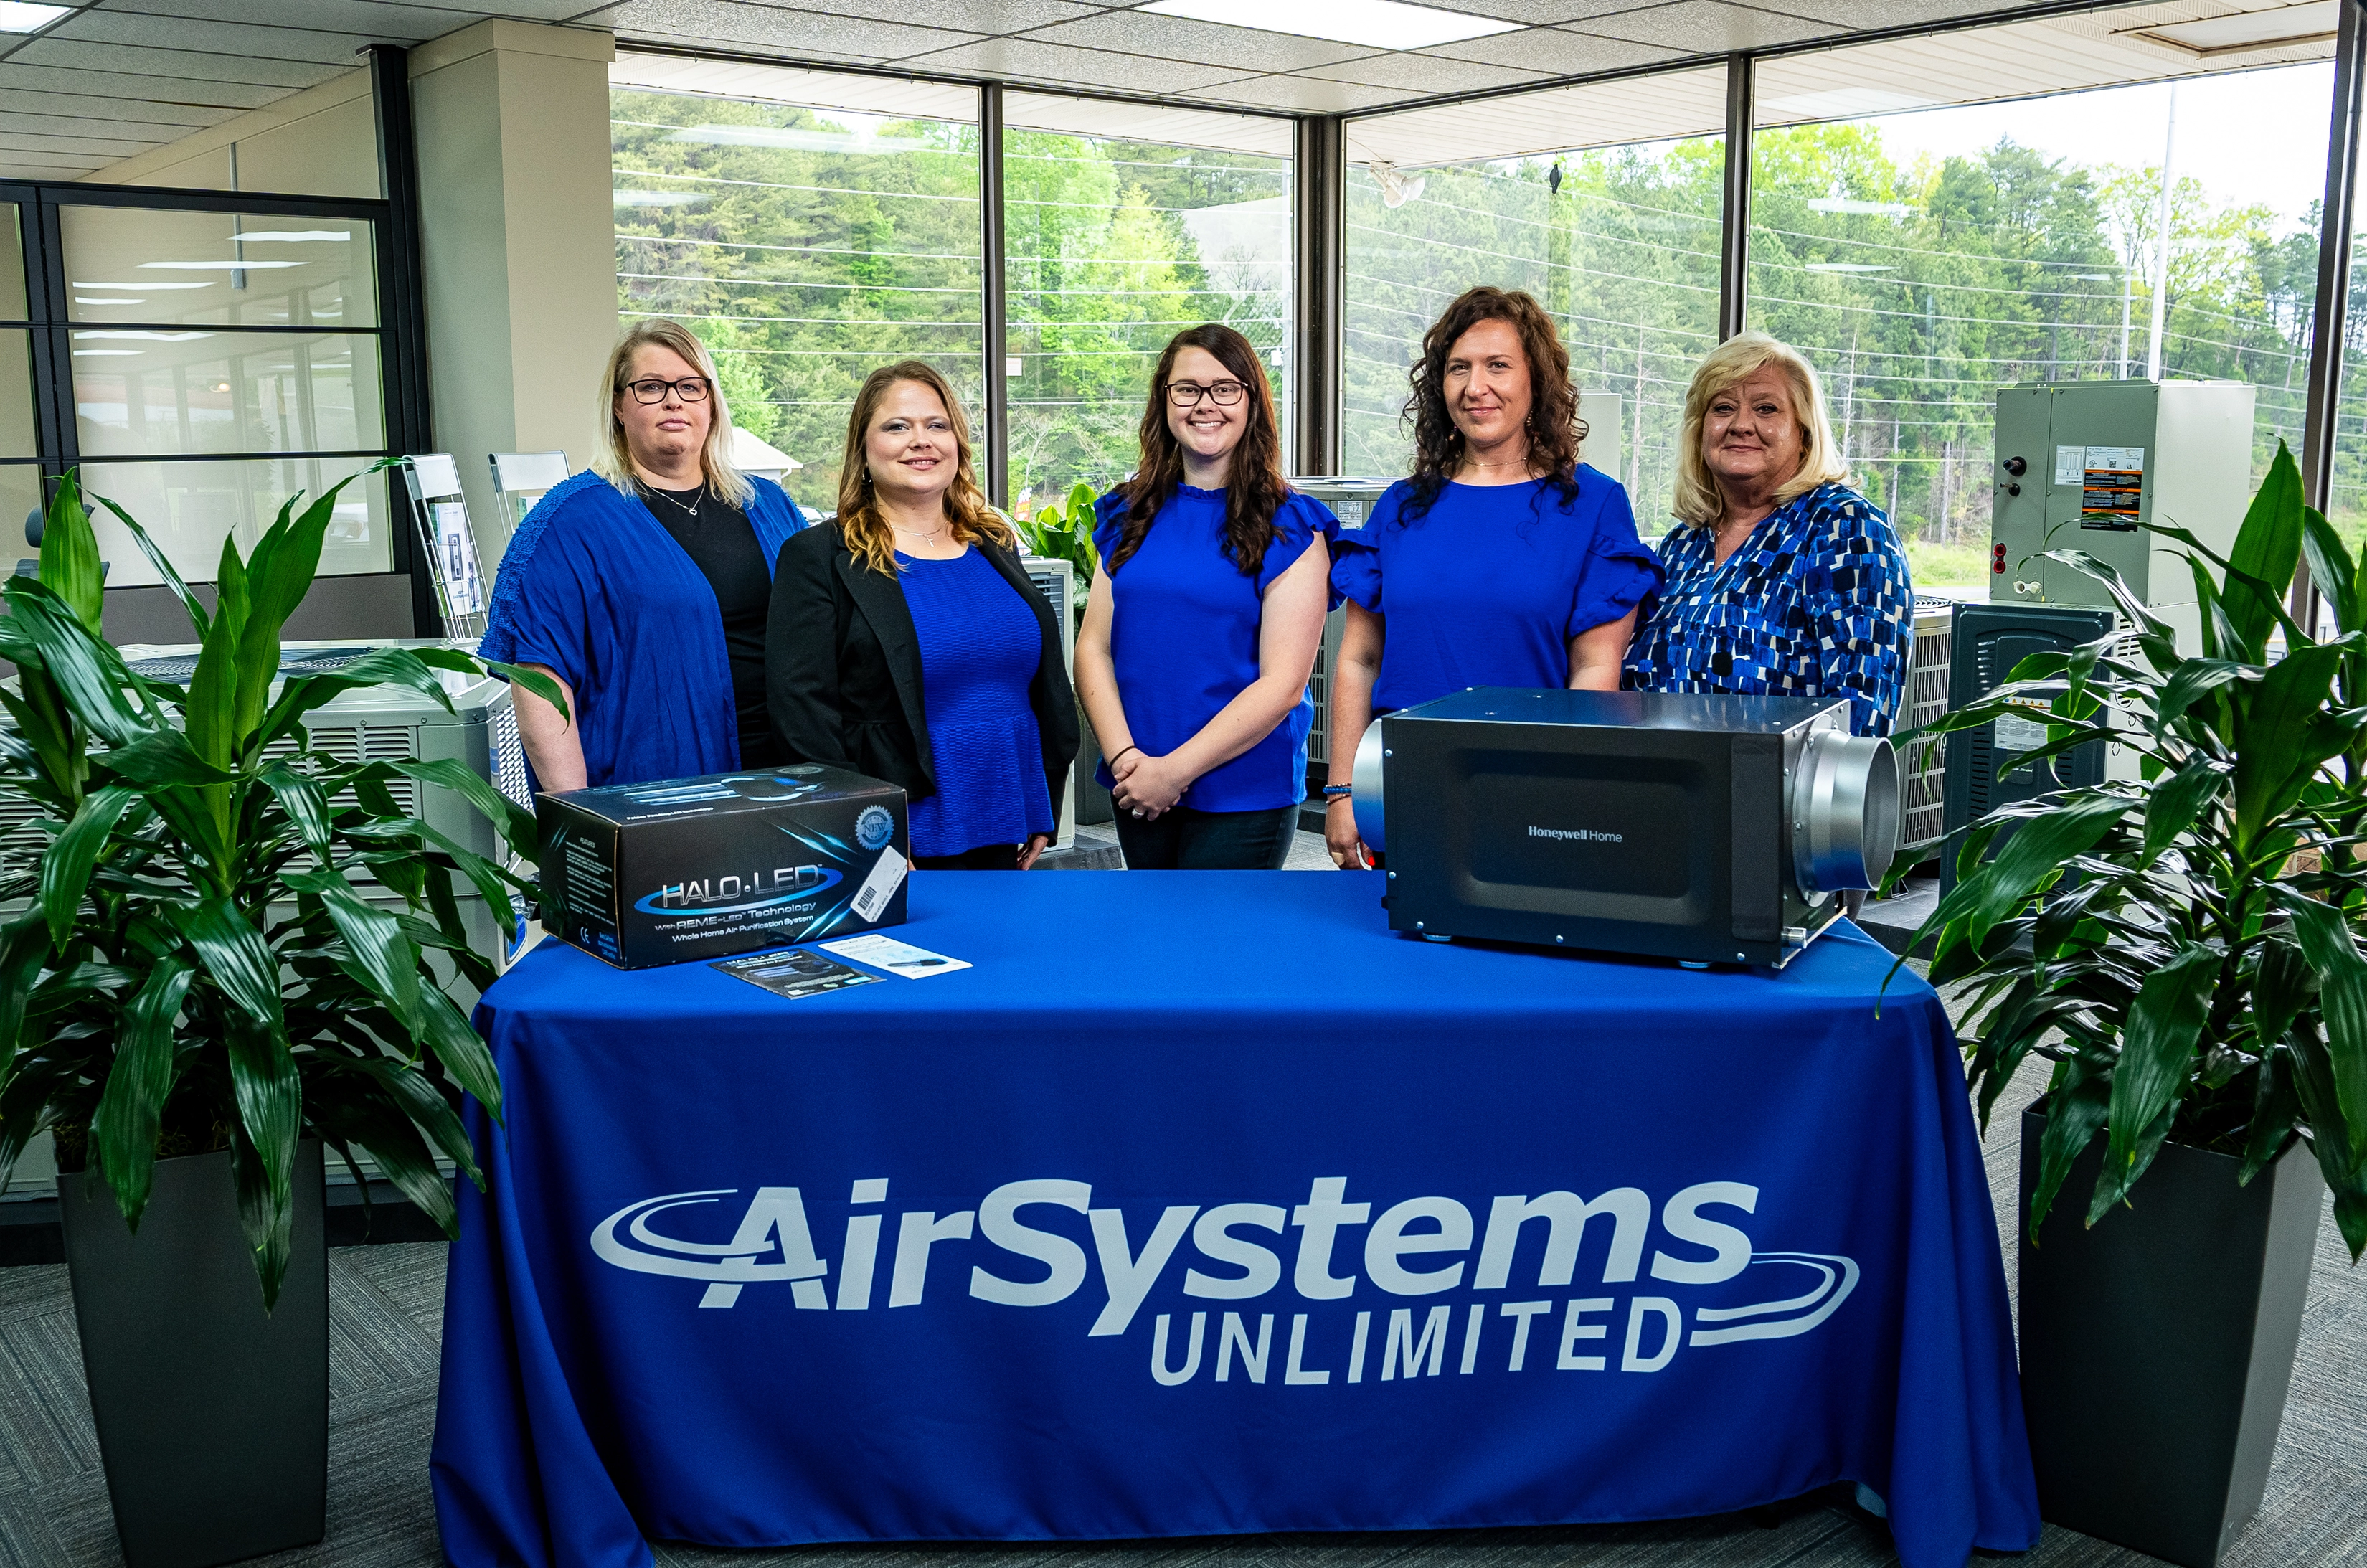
[1352,717,1388,854]
[1791,729,1901,896]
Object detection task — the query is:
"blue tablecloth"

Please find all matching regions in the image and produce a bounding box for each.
[433,871,2038,1568]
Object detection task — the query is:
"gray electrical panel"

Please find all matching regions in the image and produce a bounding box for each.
[1990,379,2254,650]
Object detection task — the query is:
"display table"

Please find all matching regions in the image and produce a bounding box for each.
[432,871,2038,1568]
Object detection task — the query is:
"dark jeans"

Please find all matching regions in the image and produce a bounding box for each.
[912,844,1028,870]
[1115,803,1297,870]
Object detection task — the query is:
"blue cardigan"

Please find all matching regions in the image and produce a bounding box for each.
[478,471,805,788]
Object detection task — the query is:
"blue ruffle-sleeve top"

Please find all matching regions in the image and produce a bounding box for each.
[1622,481,1914,738]
[1329,466,1663,713]
[895,547,1058,858]
[1089,485,1335,813]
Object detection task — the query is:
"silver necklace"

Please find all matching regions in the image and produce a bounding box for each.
[894,522,950,544]
[646,480,704,519]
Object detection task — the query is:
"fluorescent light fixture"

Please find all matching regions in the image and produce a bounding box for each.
[668,126,928,153]
[1805,262,1895,273]
[1138,0,1520,50]
[74,330,213,341]
[614,190,711,207]
[139,260,302,270]
[72,350,143,357]
[1806,197,1912,217]
[75,280,213,291]
[74,297,142,305]
[233,230,351,243]
[0,3,70,34]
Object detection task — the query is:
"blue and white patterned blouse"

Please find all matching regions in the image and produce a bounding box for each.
[1622,482,1913,737]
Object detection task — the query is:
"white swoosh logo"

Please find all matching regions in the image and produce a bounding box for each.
[1688,1252,1860,1346]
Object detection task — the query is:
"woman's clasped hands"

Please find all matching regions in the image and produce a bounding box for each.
[1107,745,1190,821]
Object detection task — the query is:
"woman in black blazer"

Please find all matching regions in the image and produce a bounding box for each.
[767,361,1077,869]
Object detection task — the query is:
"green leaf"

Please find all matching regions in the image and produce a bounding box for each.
[2142,755,2229,862]
[2095,943,2221,1212]
[181,897,285,1035]
[228,1116,293,1310]
[2288,1028,2367,1261]
[392,757,537,859]
[283,869,422,1030]
[85,490,209,641]
[2302,505,2359,638]
[2031,1067,2111,1239]
[39,785,133,948]
[2155,658,2256,732]
[2254,937,2319,1061]
[94,730,237,789]
[235,480,354,742]
[254,647,455,757]
[2242,1045,2302,1186]
[414,986,502,1121]
[1960,791,2135,948]
[2223,441,2306,659]
[0,913,52,1077]
[0,583,146,747]
[89,958,194,1230]
[184,538,247,773]
[480,660,570,723]
[37,471,104,633]
[2274,888,2367,1164]
[2232,641,2345,851]
[352,1057,481,1189]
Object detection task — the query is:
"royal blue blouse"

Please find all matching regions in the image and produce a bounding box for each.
[1088,486,1333,814]
[1622,481,1914,738]
[897,547,1057,857]
[1330,468,1663,713]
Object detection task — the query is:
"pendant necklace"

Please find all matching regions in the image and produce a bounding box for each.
[646,481,704,519]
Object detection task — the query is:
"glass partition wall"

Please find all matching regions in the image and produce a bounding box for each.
[2,184,406,590]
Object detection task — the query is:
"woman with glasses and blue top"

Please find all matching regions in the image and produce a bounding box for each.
[1322,287,1663,870]
[1072,324,1334,870]
[481,318,808,791]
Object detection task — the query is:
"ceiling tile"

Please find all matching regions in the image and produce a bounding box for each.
[0,128,164,157]
[8,38,349,89]
[717,0,1100,29]
[903,37,1261,92]
[0,61,289,108]
[1009,11,1381,71]
[42,9,379,66]
[1771,0,2046,27]
[1294,52,1549,92]
[606,0,981,55]
[1401,0,1681,16]
[91,0,464,41]
[0,88,232,126]
[1425,27,1681,71]
[1574,0,1848,51]
[1197,75,1419,113]
[0,147,108,168]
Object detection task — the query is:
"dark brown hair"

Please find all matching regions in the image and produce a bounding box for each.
[1109,324,1291,579]
[834,360,1012,577]
[1399,286,1584,524]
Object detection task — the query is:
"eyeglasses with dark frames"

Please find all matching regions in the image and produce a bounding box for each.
[625,377,712,404]
[1166,379,1248,407]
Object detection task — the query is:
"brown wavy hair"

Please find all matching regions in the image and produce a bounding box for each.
[1398,286,1585,525]
[834,360,1013,576]
[1109,324,1292,579]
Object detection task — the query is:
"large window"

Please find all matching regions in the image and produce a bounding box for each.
[1003,95,1293,509]
[1752,19,2334,589]
[610,57,984,515]
[1,201,33,557]
[1343,67,1728,509]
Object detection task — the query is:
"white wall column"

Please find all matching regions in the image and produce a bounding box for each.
[409,21,618,570]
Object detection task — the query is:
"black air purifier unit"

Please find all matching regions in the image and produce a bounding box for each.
[1940,602,2116,895]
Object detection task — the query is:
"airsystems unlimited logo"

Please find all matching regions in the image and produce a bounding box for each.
[591,1177,1856,1385]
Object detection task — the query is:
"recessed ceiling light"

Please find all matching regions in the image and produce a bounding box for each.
[0,4,71,34]
[1138,0,1520,50]
[74,280,214,290]
[234,230,352,243]
[139,260,303,270]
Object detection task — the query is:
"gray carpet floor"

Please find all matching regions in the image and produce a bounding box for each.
[0,953,2356,1566]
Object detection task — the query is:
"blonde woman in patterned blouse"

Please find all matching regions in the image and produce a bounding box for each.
[1622,331,1912,737]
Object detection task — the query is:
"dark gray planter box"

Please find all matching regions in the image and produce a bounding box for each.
[2018,1105,2321,1567]
[59,1141,329,1568]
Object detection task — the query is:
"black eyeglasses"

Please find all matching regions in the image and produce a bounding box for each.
[625,377,712,404]
[1166,379,1247,407]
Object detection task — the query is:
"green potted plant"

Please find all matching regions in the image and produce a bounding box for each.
[1902,442,2365,1568]
[0,470,559,1568]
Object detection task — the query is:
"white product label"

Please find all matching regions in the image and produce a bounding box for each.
[1336,500,1367,529]
[2053,446,2084,486]
[849,844,907,923]
[1993,712,2049,752]
[2084,445,2144,473]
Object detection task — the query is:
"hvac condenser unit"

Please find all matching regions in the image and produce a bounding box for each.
[1940,603,2115,895]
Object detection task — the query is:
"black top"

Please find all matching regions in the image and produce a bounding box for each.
[765,521,1079,810]
[642,481,775,768]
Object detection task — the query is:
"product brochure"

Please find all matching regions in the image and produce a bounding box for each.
[819,933,972,979]
[712,947,882,1001]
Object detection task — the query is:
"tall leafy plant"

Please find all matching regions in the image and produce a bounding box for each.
[0,469,563,1304]
[1906,443,2367,1261]
[1011,482,1100,616]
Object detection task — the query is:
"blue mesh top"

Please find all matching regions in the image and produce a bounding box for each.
[1622,481,1914,737]
[897,547,1057,857]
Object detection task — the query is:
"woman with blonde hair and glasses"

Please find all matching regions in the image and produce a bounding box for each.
[767,361,1077,871]
[480,317,809,790]
[1623,331,1912,738]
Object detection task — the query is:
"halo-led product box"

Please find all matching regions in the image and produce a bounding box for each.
[537,768,910,970]
[1352,689,1899,968]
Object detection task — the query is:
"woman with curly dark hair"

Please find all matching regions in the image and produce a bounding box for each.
[1322,286,1662,869]
[1072,324,1335,869]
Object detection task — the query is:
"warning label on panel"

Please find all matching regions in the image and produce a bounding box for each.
[2057,444,2143,529]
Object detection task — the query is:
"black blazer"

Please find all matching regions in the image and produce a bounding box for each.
[765,521,1079,819]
